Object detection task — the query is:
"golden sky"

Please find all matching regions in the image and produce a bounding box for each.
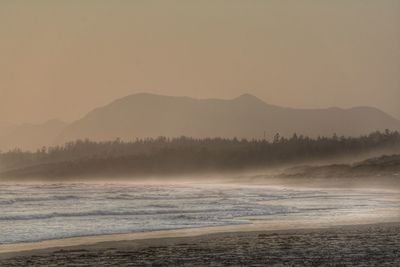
[1,0,399,124]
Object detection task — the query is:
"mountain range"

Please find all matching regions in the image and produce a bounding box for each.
[2,93,400,151]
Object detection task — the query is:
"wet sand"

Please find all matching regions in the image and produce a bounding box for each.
[1,222,400,266]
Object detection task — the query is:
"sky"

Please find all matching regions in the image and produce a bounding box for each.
[1,0,399,124]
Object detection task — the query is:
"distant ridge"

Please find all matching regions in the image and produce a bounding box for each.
[55,93,400,144]
[0,120,67,151]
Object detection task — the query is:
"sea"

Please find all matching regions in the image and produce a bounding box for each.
[1,182,399,245]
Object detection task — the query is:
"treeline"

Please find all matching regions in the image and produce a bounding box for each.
[0,130,400,178]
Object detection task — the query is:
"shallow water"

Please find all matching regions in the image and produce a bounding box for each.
[1,182,399,244]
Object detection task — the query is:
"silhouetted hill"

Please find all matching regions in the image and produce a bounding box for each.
[282,154,400,178]
[57,93,400,143]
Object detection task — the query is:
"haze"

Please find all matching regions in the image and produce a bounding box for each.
[0,0,399,125]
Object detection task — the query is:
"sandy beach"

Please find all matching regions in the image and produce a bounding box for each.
[2,0,399,265]
[1,182,400,266]
[1,221,400,266]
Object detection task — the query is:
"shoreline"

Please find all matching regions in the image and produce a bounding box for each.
[1,181,399,265]
[2,216,400,257]
[1,221,400,266]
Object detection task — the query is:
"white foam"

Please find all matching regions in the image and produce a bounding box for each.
[1,183,399,244]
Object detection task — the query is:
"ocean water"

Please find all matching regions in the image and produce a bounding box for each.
[0,182,399,244]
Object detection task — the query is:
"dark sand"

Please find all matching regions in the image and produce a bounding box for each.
[1,222,399,266]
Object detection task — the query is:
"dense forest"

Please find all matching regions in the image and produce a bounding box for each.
[0,130,400,179]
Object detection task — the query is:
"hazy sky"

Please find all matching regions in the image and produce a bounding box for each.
[1,0,399,124]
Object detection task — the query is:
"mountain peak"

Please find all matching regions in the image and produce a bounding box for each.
[233,93,266,105]
[235,93,258,99]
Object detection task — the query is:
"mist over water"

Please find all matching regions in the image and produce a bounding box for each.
[1,181,399,245]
